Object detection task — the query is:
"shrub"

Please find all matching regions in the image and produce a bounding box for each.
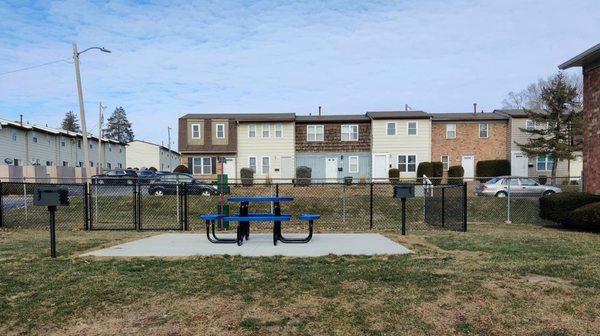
[240,168,254,186]
[476,160,511,182]
[295,166,311,186]
[173,165,188,173]
[148,166,157,172]
[569,202,600,231]
[416,162,442,185]
[388,168,399,184]
[539,192,600,225]
[416,162,431,184]
[447,165,464,185]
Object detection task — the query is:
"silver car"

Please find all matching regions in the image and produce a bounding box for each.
[474,177,562,197]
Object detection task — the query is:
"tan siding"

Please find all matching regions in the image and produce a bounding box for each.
[237,122,295,179]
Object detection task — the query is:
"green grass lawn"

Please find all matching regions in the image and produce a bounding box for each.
[0,223,598,335]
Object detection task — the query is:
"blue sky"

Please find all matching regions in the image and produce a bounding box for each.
[0,0,598,149]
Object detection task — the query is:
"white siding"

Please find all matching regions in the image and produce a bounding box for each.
[236,122,295,179]
[0,126,27,165]
[371,119,431,178]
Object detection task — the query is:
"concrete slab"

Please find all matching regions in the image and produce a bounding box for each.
[81,233,411,257]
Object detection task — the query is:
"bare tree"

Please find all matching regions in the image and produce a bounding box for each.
[502,73,582,110]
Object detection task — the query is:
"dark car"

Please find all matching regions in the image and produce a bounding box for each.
[92,169,138,185]
[148,173,218,196]
[137,170,159,183]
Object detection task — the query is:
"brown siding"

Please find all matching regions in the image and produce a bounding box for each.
[295,122,371,152]
[178,117,237,153]
[583,66,600,194]
[431,120,508,173]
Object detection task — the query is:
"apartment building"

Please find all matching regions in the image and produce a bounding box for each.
[430,112,508,179]
[126,140,180,171]
[0,118,126,170]
[494,109,582,178]
[367,111,432,180]
[294,115,371,181]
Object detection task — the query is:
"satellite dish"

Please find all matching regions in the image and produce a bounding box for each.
[4,158,13,164]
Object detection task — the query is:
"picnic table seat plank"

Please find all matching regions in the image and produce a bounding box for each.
[228,196,294,203]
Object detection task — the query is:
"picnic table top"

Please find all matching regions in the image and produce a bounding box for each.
[228,196,294,203]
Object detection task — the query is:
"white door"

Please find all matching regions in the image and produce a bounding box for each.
[461,155,475,181]
[511,151,528,177]
[280,156,293,180]
[372,153,389,182]
[223,157,236,179]
[325,157,338,182]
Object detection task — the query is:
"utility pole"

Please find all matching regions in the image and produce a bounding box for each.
[72,43,90,169]
[98,102,106,169]
[167,126,172,171]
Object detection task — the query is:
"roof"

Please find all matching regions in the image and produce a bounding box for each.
[0,117,125,144]
[559,43,600,69]
[366,111,430,119]
[295,114,370,123]
[430,113,508,121]
[181,113,296,122]
[130,140,180,155]
[493,109,533,118]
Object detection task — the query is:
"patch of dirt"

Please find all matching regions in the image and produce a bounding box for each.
[523,274,573,288]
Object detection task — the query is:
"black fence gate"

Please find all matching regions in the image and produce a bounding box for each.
[423,184,467,232]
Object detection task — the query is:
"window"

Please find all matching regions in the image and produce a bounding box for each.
[248,124,256,138]
[261,156,270,175]
[307,125,324,141]
[386,122,396,136]
[89,161,94,167]
[341,125,358,141]
[216,123,225,139]
[47,136,52,144]
[77,140,81,148]
[61,140,65,147]
[118,163,123,168]
[536,155,554,171]
[192,157,213,174]
[46,161,53,166]
[119,146,123,153]
[479,123,489,138]
[407,121,418,136]
[274,124,283,138]
[261,124,270,138]
[106,162,112,169]
[108,144,112,152]
[349,156,359,173]
[398,155,417,172]
[89,143,93,149]
[441,155,449,171]
[520,178,538,186]
[525,119,535,130]
[31,158,40,165]
[446,124,456,139]
[13,159,20,166]
[191,124,201,139]
[62,161,68,167]
[248,156,257,172]
[77,162,83,167]
[32,133,38,143]
[11,130,17,141]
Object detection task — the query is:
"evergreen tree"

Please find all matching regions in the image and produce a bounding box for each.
[61,110,81,132]
[516,72,582,181]
[103,106,134,143]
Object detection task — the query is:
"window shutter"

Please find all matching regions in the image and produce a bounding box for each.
[211,157,217,174]
[188,157,193,174]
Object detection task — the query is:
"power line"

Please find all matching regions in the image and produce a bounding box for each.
[0,58,71,77]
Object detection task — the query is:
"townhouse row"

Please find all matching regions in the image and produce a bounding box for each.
[178,109,583,181]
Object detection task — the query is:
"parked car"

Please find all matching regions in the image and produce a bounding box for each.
[474,177,562,197]
[137,170,159,183]
[92,169,138,185]
[148,173,218,196]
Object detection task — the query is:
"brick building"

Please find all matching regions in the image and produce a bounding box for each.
[560,43,600,194]
[430,113,508,180]
[295,115,372,181]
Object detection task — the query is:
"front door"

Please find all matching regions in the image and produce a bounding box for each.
[372,153,389,182]
[280,156,293,181]
[511,151,528,177]
[223,157,236,179]
[461,155,475,181]
[325,157,338,182]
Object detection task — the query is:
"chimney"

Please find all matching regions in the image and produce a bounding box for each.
[473,103,477,115]
[318,106,322,116]
[20,114,23,126]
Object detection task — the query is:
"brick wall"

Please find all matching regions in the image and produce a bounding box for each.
[295,123,371,152]
[431,120,508,171]
[583,66,600,194]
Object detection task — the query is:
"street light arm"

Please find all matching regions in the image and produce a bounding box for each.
[77,46,111,56]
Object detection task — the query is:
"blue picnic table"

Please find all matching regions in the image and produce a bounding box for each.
[201,196,319,246]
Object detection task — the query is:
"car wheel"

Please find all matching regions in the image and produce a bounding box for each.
[495,191,508,198]
[542,190,555,196]
[201,189,212,197]
[153,189,164,196]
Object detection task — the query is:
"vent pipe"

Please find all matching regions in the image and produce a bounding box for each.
[20,114,23,126]
[473,103,477,115]
[318,106,322,116]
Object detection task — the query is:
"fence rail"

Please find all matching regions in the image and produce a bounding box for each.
[0,181,473,233]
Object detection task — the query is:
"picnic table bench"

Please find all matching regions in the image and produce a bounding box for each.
[201,196,320,246]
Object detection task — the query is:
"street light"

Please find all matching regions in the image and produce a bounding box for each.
[72,43,111,171]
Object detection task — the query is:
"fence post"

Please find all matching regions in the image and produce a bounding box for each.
[133,183,139,231]
[463,182,468,232]
[369,182,373,230]
[276,183,279,197]
[137,183,142,230]
[0,182,3,228]
[441,186,445,228]
[184,183,189,231]
[506,177,512,224]
[83,183,89,230]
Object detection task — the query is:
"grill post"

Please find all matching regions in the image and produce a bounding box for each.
[401,198,407,235]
